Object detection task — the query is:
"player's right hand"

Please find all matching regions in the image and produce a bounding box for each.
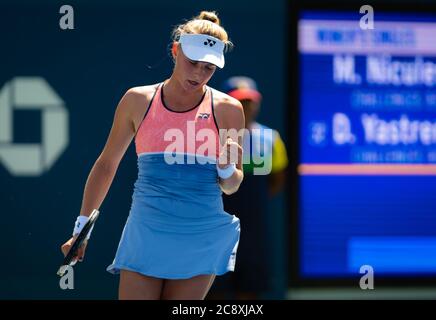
[61,235,88,263]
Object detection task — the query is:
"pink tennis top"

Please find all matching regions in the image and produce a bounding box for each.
[135,82,220,160]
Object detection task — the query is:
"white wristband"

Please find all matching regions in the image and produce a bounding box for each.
[216,163,236,179]
[72,215,94,240]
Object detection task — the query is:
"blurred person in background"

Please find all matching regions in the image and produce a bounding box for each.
[209,76,288,300]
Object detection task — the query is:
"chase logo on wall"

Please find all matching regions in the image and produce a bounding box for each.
[0,77,69,176]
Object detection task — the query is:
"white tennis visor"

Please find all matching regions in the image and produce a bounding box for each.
[179,33,225,69]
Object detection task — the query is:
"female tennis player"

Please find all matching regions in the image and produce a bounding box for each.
[61,11,244,300]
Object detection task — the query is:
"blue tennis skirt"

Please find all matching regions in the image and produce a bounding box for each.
[106,153,241,279]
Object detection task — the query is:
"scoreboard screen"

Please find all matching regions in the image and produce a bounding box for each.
[298,10,436,278]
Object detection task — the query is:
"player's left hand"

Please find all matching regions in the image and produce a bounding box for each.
[217,137,242,169]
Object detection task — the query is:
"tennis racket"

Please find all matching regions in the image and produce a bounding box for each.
[57,209,100,276]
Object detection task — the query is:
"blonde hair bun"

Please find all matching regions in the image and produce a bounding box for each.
[197,11,220,25]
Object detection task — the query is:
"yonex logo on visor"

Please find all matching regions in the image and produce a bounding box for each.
[204,39,216,47]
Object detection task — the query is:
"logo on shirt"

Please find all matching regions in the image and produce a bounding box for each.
[198,113,211,119]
